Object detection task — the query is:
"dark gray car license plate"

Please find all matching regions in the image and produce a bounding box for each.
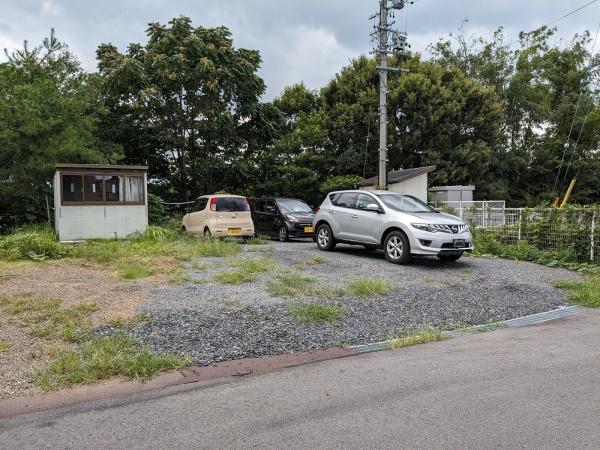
[453,239,465,248]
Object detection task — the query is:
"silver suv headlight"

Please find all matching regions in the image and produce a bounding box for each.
[411,223,437,233]
[285,214,298,222]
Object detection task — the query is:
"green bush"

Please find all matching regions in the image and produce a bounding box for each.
[147,193,168,225]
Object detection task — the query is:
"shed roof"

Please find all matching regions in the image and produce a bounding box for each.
[55,163,148,171]
[359,165,436,187]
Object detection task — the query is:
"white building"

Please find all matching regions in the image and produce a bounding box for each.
[358,166,436,202]
[429,185,475,203]
[54,164,148,241]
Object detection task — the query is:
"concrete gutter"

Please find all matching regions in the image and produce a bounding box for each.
[349,305,585,354]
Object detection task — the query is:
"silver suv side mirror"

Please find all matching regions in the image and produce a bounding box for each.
[366,203,381,212]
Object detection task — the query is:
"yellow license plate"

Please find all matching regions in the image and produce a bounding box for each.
[304,226,314,233]
[228,228,241,235]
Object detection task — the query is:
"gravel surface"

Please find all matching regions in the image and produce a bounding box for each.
[122,241,579,364]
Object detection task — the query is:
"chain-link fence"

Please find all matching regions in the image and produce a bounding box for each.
[451,207,599,263]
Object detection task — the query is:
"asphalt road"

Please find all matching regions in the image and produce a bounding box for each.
[2,310,600,449]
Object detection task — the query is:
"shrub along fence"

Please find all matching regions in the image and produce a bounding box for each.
[453,207,600,264]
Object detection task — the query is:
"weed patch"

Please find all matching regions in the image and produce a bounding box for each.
[118,260,155,280]
[289,302,344,323]
[348,279,392,297]
[36,334,190,390]
[387,328,446,350]
[268,272,317,296]
[0,340,12,352]
[228,257,275,273]
[214,271,258,284]
[302,255,325,265]
[554,275,600,307]
[0,293,97,342]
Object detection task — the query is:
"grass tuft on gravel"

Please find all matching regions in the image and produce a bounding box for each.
[214,271,258,284]
[290,302,344,323]
[227,257,275,273]
[214,257,275,284]
[348,279,392,297]
[387,328,446,350]
[289,302,344,323]
[554,275,600,307]
[35,334,191,390]
[118,260,155,280]
[302,255,325,265]
[0,340,11,352]
[268,272,317,296]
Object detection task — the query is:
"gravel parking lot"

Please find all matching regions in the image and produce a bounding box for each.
[117,241,579,364]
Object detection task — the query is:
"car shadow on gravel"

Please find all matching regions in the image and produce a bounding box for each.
[322,244,471,270]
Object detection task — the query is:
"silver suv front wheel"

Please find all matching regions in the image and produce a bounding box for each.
[316,223,336,251]
[383,230,411,264]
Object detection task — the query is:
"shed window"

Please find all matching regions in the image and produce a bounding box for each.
[62,175,83,202]
[61,173,145,205]
[84,176,104,202]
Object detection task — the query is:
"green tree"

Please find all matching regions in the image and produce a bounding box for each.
[96,16,269,201]
[0,30,119,230]
[430,25,600,205]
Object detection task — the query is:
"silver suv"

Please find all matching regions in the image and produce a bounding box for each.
[313,190,473,264]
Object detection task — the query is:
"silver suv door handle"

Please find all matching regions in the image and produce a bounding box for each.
[351,214,358,218]
[328,210,335,215]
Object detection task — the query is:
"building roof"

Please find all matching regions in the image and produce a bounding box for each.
[55,163,148,171]
[359,165,436,187]
[429,185,475,192]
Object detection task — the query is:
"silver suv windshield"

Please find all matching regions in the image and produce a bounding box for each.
[376,194,437,213]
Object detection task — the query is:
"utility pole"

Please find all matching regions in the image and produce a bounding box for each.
[370,0,410,189]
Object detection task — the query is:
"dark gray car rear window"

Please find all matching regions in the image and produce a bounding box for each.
[216,197,248,212]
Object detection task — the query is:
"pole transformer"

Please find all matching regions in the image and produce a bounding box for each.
[370,0,410,189]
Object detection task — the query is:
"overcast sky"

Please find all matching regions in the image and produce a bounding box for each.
[1,0,598,99]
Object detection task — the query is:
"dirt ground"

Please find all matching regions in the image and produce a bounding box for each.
[0,261,149,399]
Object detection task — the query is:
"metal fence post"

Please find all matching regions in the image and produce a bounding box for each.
[518,209,522,241]
[591,210,596,262]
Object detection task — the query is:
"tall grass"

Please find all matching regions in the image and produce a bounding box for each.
[0,226,69,260]
[36,334,191,390]
[554,275,600,307]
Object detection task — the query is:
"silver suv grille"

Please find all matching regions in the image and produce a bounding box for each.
[432,224,468,234]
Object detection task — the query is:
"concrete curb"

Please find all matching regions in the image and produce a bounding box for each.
[349,305,585,354]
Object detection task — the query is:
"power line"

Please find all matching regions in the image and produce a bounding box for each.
[552,21,600,196]
[548,0,600,26]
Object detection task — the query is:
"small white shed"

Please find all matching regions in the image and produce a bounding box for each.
[429,185,475,203]
[54,164,148,241]
[359,166,436,202]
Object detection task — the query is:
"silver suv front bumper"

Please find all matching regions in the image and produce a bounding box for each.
[410,230,474,256]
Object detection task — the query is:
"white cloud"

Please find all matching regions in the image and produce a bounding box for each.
[263,26,355,98]
[41,0,61,16]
